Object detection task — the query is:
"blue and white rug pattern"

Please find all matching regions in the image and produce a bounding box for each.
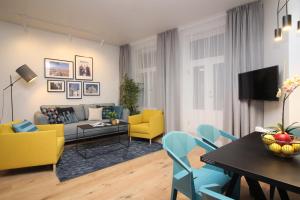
[56,139,162,182]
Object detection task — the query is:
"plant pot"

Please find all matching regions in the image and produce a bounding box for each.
[111,119,117,125]
[261,133,300,158]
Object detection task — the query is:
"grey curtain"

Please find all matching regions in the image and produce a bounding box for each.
[156,28,181,132]
[223,1,264,137]
[119,44,131,80]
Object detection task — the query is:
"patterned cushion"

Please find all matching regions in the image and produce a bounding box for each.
[114,106,123,119]
[12,120,38,132]
[56,107,79,124]
[97,106,114,119]
[40,107,62,124]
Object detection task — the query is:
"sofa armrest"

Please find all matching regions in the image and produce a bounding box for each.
[36,124,64,138]
[149,114,164,134]
[34,111,49,125]
[0,130,57,169]
[128,114,142,125]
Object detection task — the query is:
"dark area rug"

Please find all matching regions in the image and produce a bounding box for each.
[56,137,162,182]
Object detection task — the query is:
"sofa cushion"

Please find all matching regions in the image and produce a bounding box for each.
[63,120,128,141]
[56,107,79,124]
[83,104,97,120]
[71,105,85,121]
[114,106,123,119]
[40,107,63,124]
[12,120,38,132]
[82,103,115,120]
[99,106,114,119]
[131,123,150,134]
[88,107,103,121]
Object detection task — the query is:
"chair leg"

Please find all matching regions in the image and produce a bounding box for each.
[171,188,177,200]
[53,164,56,173]
[270,185,275,200]
[149,139,152,145]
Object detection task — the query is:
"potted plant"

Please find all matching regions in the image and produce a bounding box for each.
[120,74,140,115]
[273,76,300,138]
[108,111,118,125]
[261,75,300,157]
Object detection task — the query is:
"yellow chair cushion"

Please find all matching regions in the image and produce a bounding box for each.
[131,123,150,134]
[142,110,162,123]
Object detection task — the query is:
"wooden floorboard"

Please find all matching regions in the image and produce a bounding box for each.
[0,146,299,200]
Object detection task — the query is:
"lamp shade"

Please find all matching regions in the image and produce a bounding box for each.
[274,28,282,41]
[282,14,292,31]
[16,64,37,82]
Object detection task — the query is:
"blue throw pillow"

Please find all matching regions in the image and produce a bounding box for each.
[114,106,123,119]
[12,120,38,133]
[56,107,79,124]
[98,106,114,119]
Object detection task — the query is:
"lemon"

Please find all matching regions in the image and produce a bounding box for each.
[263,134,275,145]
[282,145,294,155]
[292,143,300,152]
[269,143,282,153]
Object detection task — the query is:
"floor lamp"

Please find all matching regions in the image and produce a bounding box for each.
[2,65,37,121]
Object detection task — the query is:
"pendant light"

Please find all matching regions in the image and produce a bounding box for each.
[282,2,292,32]
[274,28,283,41]
[274,0,300,41]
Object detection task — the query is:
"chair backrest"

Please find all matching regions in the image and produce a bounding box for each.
[290,128,300,137]
[197,124,237,149]
[197,124,221,144]
[163,131,197,157]
[163,131,217,199]
[142,109,163,123]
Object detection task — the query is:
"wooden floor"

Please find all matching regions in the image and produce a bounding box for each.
[0,146,299,200]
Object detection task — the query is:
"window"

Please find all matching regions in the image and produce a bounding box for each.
[180,18,226,132]
[130,38,157,108]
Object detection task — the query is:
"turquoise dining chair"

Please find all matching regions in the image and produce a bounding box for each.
[163,131,238,200]
[200,184,234,200]
[290,128,300,137]
[196,124,237,149]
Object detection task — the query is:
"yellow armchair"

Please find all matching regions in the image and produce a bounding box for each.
[0,123,64,171]
[128,109,164,144]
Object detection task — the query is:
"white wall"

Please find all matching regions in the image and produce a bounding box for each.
[263,0,300,127]
[288,0,300,124]
[0,21,120,122]
[263,0,289,127]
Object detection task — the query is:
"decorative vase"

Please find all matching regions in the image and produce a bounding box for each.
[111,119,117,125]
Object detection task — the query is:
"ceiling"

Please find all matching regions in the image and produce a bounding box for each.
[0,0,253,45]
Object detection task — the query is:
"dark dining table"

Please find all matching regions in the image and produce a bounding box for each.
[200,132,300,200]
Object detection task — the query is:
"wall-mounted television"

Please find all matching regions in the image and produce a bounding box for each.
[238,66,279,101]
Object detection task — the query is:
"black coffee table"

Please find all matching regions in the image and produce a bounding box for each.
[76,121,130,158]
[201,132,300,200]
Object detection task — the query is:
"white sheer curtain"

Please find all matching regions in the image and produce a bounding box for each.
[130,37,157,109]
[180,17,226,133]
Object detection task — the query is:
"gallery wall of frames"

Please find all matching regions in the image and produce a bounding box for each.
[45,55,101,99]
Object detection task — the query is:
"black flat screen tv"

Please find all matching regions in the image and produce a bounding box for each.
[238,66,279,101]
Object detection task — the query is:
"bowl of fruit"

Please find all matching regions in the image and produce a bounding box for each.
[261,132,300,158]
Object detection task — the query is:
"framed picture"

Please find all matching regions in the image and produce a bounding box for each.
[47,80,65,92]
[75,55,93,80]
[66,81,82,99]
[83,82,100,96]
[44,58,74,79]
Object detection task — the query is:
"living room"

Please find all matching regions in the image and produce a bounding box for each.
[1,0,300,199]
